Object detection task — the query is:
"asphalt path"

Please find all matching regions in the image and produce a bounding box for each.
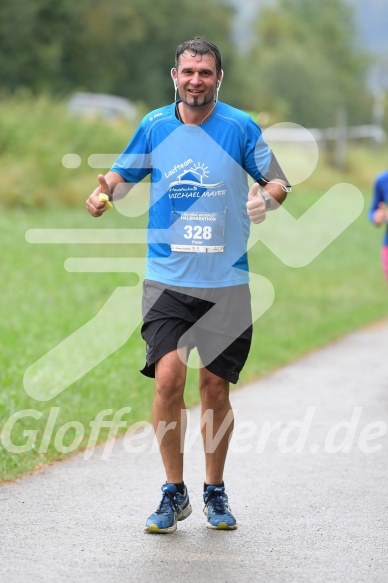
[1,321,388,583]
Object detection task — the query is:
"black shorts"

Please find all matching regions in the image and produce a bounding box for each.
[140,280,252,384]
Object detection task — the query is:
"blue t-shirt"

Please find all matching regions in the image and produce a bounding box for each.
[111,100,272,287]
[369,170,388,246]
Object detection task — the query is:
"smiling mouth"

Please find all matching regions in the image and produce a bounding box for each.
[183,88,214,108]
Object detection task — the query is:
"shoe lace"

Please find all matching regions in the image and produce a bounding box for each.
[156,490,179,515]
[206,491,228,515]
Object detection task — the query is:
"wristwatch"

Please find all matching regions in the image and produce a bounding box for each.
[261,192,272,211]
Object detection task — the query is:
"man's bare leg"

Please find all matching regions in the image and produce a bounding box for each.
[198,367,233,484]
[199,366,237,529]
[153,349,188,483]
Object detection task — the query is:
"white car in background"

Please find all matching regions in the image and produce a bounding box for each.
[68,92,137,121]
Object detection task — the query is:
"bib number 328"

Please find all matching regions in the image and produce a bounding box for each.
[183,225,212,240]
[171,210,226,253]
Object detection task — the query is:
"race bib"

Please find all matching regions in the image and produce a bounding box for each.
[171,210,226,253]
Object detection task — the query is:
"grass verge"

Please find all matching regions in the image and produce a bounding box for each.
[1,93,387,482]
[1,187,387,482]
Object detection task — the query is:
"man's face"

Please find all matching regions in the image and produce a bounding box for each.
[174,51,221,107]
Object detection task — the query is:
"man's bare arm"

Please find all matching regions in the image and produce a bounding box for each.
[86,171,132,217]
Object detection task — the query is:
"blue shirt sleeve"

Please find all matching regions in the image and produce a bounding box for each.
[110,119,152,183]
[243,117,272,181]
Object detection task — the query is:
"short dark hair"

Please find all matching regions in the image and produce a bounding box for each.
[175,36,222,74]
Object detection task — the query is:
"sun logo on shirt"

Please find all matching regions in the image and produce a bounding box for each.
[189,163,209,180]
[171,162,223,189]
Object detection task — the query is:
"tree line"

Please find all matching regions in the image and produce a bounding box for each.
[0,0,374,128]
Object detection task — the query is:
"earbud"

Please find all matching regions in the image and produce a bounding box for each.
[170,68,178,89]
[215,70,224,100]
[170,67,178,101]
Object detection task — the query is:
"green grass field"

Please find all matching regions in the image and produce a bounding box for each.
[1,193,387,483]
[0,94,387,483]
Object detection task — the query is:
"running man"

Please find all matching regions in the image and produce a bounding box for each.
[86,36,290,533]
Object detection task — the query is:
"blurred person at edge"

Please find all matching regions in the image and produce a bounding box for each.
[369,170,388,286]
[86,36,291,533]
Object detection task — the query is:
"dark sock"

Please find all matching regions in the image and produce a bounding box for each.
[173,482,185,494]
[204,481,224,492]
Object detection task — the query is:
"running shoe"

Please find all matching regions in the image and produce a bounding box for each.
[203,485,237,530]
[144,483,192,533]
